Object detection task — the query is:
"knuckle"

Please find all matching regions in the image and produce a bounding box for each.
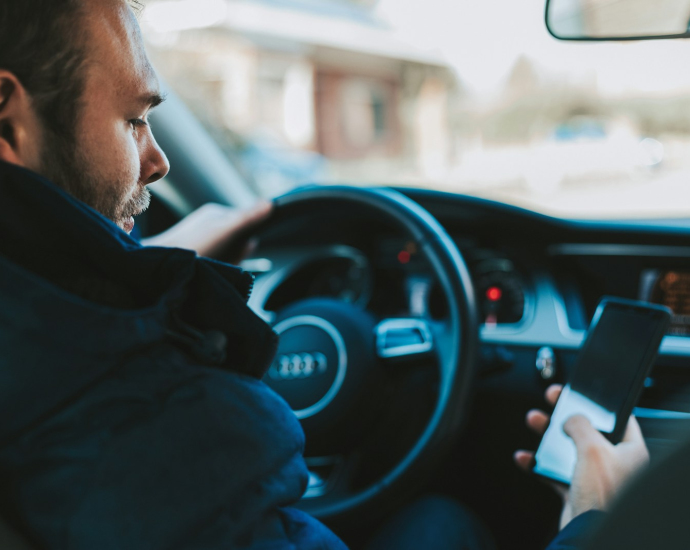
[582,443,608,465]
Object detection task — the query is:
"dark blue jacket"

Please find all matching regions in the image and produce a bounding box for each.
[0,162,346,549]
[547,511,604,550]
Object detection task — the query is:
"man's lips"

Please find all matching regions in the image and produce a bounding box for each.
[123,216,135,233]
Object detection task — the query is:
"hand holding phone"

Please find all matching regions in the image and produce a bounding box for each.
[562,413,649,526]
[532,297,670,485]
[516,384,650,529]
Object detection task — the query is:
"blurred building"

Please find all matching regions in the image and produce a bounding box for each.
[143,0,458,195]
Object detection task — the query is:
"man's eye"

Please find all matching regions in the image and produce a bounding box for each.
[129,118,148,129]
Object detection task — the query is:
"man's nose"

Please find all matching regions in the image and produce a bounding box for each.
[141,133,170,185]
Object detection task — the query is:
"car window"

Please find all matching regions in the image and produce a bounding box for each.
[141,0,690,220]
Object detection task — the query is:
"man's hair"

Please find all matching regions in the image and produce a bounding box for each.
[0,0,141,143]
[0,1,88,143]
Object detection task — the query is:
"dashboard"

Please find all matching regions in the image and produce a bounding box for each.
[643,269,690,337]
[249,239,527,328]
[249,196,690,347]
[244,188,690,449]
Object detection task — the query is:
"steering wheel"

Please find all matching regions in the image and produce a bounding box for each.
[248,186,479,528]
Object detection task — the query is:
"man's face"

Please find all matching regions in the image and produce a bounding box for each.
[40,0,169,233]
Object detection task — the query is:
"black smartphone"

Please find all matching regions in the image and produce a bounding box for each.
[532,296,671,485]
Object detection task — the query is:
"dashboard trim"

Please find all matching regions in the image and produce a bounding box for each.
[480,271,690,357]
[481,272,584,348]
[549,244,690,257]
[634,407,690,421]
[479,275,534,335]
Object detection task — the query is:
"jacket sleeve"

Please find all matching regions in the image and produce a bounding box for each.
[1,359,348,550]
[232,507,348,550]
[546,511,605,550]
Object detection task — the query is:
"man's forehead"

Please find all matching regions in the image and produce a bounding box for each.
[132,70,163,107]
[83,0,160,101]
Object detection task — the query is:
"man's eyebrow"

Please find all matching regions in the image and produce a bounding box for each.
[141,92,167,109]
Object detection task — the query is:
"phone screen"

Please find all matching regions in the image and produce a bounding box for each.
[532,299,670,485]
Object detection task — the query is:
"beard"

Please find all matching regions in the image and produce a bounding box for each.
[39,129,151,233]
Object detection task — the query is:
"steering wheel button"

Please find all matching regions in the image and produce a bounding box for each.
[375,319,433,358]
[385,328,424,348]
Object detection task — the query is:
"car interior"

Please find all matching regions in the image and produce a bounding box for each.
[8,0,690,548]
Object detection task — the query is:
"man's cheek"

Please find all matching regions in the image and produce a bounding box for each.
[116,130,143,187]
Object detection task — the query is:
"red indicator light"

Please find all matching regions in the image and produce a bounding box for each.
[397,250,411,264]
[486,286,502,302]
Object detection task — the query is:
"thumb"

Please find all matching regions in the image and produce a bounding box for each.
[238,201,273,227]
[621,415,645,445]
[563,415,609,453]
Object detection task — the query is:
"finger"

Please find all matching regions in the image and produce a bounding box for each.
[545,384,563,407]
[526,409,550,434]
[232,238,260,265]
[240,201,273,226]
[552,483,568,500]
[622,415,645,445]
[513,450,534,471]
[515,451,569,500]
[563,415,609,451]
[223,201,273,235]
[221,203,272,262]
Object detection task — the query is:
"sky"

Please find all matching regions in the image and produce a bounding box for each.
[375,0,690,98]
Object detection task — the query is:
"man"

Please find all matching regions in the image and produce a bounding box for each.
[0,0,651,548]
[0,1,344,548]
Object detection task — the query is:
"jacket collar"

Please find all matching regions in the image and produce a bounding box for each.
[0,161,276,440]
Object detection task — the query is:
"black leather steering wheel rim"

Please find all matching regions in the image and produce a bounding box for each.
[264,185,479,525]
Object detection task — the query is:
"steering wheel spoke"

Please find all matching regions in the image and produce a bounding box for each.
[375,318,434,360]
[303,455,348,499]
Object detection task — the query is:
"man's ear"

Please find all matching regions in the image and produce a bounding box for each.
[0,71,42,169]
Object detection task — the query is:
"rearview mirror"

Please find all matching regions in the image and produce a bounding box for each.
[546,0,690,41]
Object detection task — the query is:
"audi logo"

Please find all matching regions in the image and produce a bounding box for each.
[268,352,328,380]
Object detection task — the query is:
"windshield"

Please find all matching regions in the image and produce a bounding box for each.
[142,0,690,220]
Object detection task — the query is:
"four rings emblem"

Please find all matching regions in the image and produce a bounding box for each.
[268,352,328,380]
